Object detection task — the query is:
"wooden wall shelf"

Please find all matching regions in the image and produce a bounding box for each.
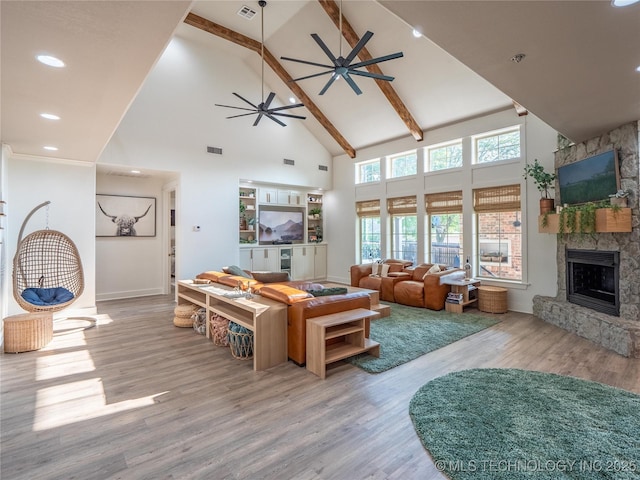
[538,208,632,234]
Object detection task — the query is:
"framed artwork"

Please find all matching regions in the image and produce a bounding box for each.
[96,194,156,237]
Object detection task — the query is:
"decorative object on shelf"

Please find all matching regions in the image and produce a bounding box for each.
[538,204,632,235]
[523,158,556,215]
[281,0,403,95]
[239,200,247,230]
[96,194,155,237]
[309,207,322,219]
[215,1,305,126]
[609,189,631,207]
[464,257,471,280]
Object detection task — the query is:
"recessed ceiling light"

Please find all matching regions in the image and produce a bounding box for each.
[43,146,58,151]
[40,113,60,120]
[131,170,141,174]
[412,28,422,38]
[36,55,65,68]
[289,97,297,104]
[636,65,640,72]
[611,0,640,6]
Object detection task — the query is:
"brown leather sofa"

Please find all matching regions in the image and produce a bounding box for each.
[350,259,413,302]
[393,264,463,310]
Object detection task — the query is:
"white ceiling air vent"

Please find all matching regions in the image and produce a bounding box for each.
[283,159,295,166]
[207,146,223,155]
[319,165,328,171]
[237,5,257,20]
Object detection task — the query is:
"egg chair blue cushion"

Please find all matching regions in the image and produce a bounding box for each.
[21,287,74,306]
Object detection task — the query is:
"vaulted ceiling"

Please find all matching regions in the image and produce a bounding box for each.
[2,1,638,163]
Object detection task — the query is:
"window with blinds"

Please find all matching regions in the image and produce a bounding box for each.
[473,184,522,281]
[356,199,381,262]
[387,196,417,263]
[425,191,463,267]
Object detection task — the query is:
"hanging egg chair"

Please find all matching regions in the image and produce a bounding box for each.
[12,201,84,313]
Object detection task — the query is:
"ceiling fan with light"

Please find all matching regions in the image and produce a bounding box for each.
[215,1,305,127]
[281,0,403,95]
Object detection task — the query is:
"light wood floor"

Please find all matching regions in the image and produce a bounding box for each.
[2,293,639,480]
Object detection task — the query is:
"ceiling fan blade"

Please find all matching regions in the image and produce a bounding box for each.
[215,104,257,112]
[232,92,259,109]
[311,33,339,66]
[289,70,334,83]
[344,31,374,64]
[318,74,339,95]
[349,70,395,82]
[269,103,305,112]
[281,56,334,69]
[343,73,363,95]
[253,113,264,126]
[263,92,276,109]
[226,112,259,119]
[265,114,287,127]
[271,112,307,120]
[350,51,404,69]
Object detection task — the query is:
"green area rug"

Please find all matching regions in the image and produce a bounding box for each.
[409,369,640,480]
[345,302,499,373]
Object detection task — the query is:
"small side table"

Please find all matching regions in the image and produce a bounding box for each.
[477,286,508,313]
[442,279,481,313]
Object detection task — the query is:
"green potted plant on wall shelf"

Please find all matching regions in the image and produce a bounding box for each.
[609,189,631,208]
[523,158,556,215]
[239,200,247,230]
[309,207,322,219]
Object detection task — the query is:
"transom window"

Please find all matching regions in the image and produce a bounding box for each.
[388,150,417,179]
[474,127,521,164]
[427,141,463,171]
[356,159,381,184]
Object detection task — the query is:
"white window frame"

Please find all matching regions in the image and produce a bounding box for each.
[355,159,381,184]
[387,150,417,179]
[472,125,522,165]
[426,140,463,172]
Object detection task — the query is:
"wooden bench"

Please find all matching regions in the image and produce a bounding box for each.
[306,308,380,379]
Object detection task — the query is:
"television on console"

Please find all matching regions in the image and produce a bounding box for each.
[557,149,620,206]
[258,206,304,245]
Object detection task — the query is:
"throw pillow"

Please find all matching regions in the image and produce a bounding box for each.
[305,287,349,297]
[422,264,441,280]
[380,263,391,277]
[226,265,253,278]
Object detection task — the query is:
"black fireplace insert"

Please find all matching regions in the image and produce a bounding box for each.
[566,249,619,316]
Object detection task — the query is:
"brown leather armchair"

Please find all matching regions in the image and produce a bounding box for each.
[393,264,463,310]
[350,259,413,302]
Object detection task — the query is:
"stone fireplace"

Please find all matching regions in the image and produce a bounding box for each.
[533,122,640,358]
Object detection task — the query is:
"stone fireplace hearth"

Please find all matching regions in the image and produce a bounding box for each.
[532,122,640,358]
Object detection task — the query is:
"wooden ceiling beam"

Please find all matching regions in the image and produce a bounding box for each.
[317,0,423,142]
[183,12,356,159]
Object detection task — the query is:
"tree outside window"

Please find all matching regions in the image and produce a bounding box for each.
[475,128,521,164]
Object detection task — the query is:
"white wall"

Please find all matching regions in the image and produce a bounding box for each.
[5,155,96,316]
[327,110,558,313]
[95,173,175,300]
[99,30,333,281]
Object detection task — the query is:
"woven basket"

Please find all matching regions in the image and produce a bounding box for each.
[210,313,230,346]
[4,312,53,353]
[228,322,254,360]
[173,316,193,328]
[174,304,199,318]
[478,286,508,314]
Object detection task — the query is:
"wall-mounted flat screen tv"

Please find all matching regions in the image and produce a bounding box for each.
[258,206,304,244]
[557,149,620,206]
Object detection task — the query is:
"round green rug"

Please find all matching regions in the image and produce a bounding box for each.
[409,369,640,479]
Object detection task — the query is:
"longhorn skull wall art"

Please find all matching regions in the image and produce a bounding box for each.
[96,194,156,237]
